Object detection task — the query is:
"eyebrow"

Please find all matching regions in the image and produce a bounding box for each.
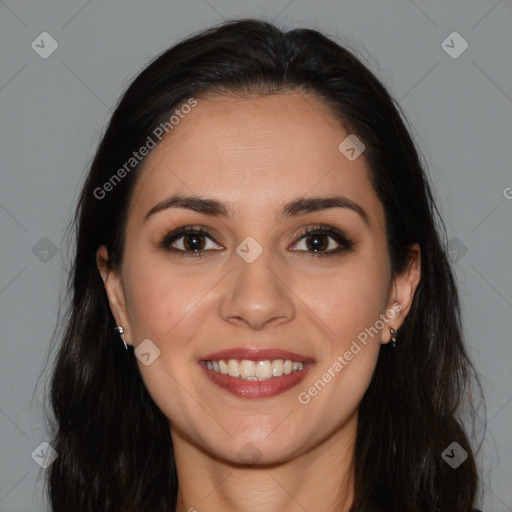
[144,194,370,226]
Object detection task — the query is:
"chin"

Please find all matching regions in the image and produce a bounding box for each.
[202,431,308,467]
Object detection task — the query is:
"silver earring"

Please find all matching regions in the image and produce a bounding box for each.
[390,328,398,348]
[114,326,128,350]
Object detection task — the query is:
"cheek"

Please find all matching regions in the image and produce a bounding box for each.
[121,259,218,431]
[123,257,210,343]
[292,268,386,435]
[296,259,391,351]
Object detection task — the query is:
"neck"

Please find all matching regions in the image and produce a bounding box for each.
[172,411,357,512]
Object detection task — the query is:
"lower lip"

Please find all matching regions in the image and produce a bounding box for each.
[199,362,314,399]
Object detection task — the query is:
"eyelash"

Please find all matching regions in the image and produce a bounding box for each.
[158,224,354,259]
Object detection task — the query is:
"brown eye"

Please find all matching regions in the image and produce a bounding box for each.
[159,226,223,257]
[290,225,353,257]
[182,233,206,251]
[304,233,330,252]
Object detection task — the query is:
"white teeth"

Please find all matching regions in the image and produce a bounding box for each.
[272,359,284,377]
[240,360,256,378]
[256,360,272,380]
[219,360,229,374]
[227,359,240,377]
[205,358,305,381]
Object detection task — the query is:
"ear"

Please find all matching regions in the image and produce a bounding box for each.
[96,245,133,346]
[382,243,421,343]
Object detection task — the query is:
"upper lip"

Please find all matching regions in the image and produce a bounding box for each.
[200,348,314,363]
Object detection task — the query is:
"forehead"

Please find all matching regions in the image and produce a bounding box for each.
[127,91,382,223]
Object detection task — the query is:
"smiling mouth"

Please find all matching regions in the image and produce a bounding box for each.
[199,348,315,399]
[203,358,305,381]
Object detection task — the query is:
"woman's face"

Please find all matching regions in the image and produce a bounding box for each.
[98,90,420,465]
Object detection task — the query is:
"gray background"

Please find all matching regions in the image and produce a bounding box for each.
[1,1,511,510]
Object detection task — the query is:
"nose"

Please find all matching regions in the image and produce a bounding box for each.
[218,248,296,330]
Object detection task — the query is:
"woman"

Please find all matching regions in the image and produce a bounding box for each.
[45,19,483,511]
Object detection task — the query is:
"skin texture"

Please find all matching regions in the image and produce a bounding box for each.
[96,91,421,512]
